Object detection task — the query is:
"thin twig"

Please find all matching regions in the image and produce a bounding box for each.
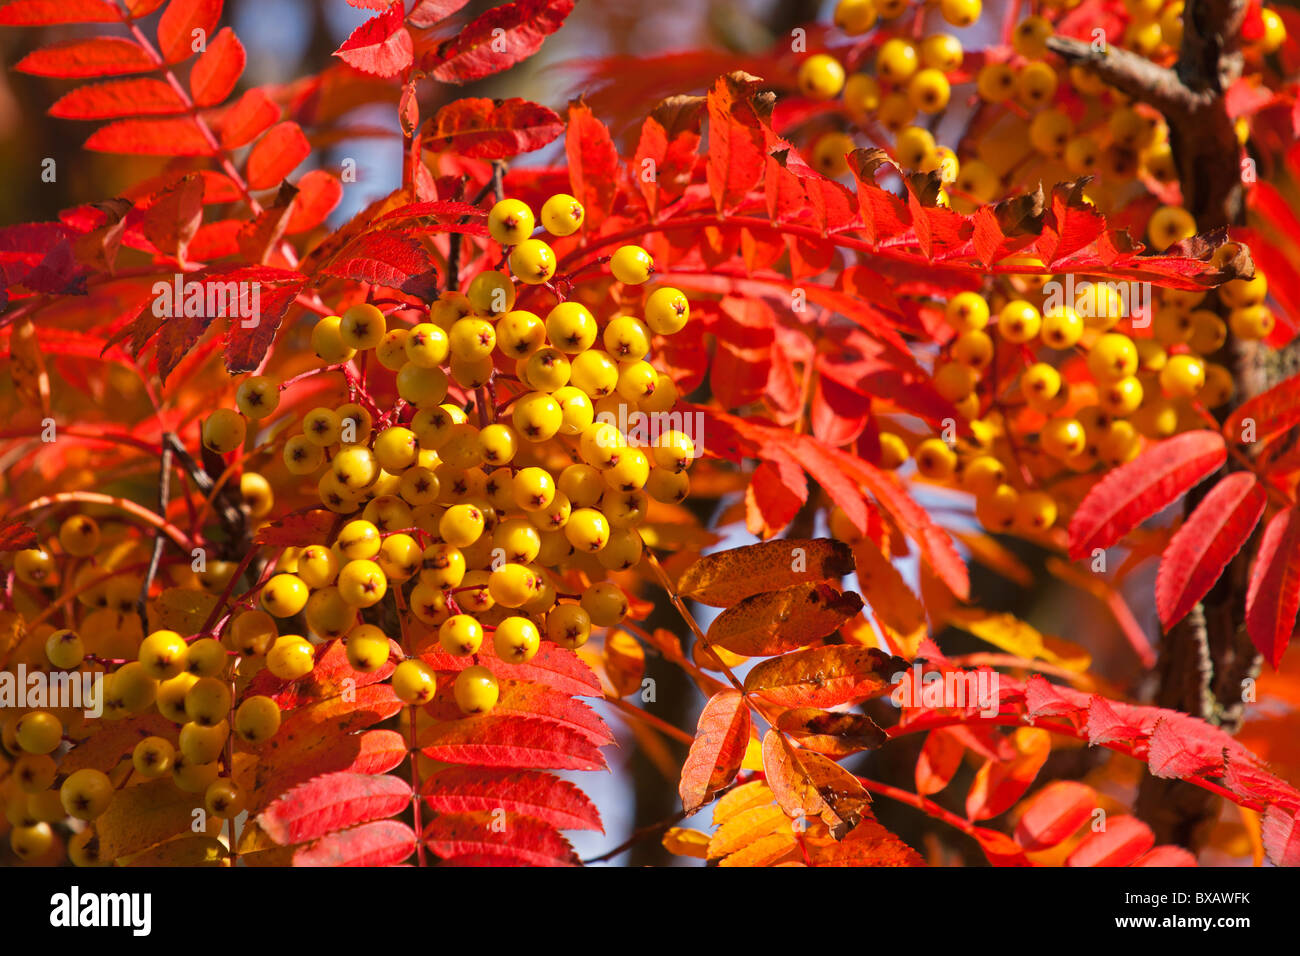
[447,161,508,292]
[136,440,174,636]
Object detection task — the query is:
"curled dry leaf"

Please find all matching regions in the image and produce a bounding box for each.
[676,537,855,608]
[761,730,872,840]
[744,644,906,709]
[775,708,887,757]
[705,582,863,657]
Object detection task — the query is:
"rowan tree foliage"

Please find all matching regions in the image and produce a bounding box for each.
[0,0,1299,869]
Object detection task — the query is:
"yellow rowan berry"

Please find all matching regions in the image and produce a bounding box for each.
[236,375,280,420]
[998,300,1041,343]
[541,193,585,236]
[494,616,541,663]
[610,245,654,285]
[1040,417,1087,458]
[391,660,437,705]
[509,239,557,285]
[267,635,315,680]
[798,53,846,99]
[339,303,386,350]
[466,270,516,316]
[202,408,246,455]
[1149,206,1196,251]
[454,665,499,715]
[581,581,629,627]
[488,198,535,245]
[914,438,957,481]
[878,432,909,469]
[1160,354,1206,397]
[312,315,356,363]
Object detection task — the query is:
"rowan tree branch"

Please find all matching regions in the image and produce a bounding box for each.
[1043,36,1189,115]
[1045,0,1248,228]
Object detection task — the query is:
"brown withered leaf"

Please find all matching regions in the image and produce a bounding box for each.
[238,180,299,265]
[744,645,906,709]
[650,93,705,139]
[761,730,872,840]
[776,708,887,757]
[904,169,944,207]
[1166,228,1254,284]
[993,184,1045,236]
[706,582,863,656]
[676,537,855,608]
[848,146,896,182]
[142,171,203,260]
[678,689,751,813]
[72,198,132,273]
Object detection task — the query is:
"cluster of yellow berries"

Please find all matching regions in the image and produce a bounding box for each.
[211,198,693,724]
[1,193,699,864]
[1,617,262,864]
[797,0,981,181]
[842,267,1271,537]
[795,1,1285,247]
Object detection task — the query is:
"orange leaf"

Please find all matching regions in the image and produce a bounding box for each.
[775,707,886,757]
[246,121,310,190]
[676,537,854,608]
[1013,780,1097,850]
[806,818,925,866]
[679,689,751,813]
[744,645,904,709]
[706,582,863,657]
[761,730,871,838]
[189,27,245,107]
[157,0,222,64]
[1065,814,1155,867]
[965,727,1051,821]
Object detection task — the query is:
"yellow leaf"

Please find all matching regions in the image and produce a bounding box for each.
[148,587,219,636]
[122,835,228,866]
[713,780,775,826]
[708,803,788,859]
[947,608,1044,657]
[741,735,764,772]
[96,777,217,861]
[236,820,295,866]
[719,831,800,867]
[946,609,1088,670]
[1040,634,1092,671]
[662,827,711,859]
